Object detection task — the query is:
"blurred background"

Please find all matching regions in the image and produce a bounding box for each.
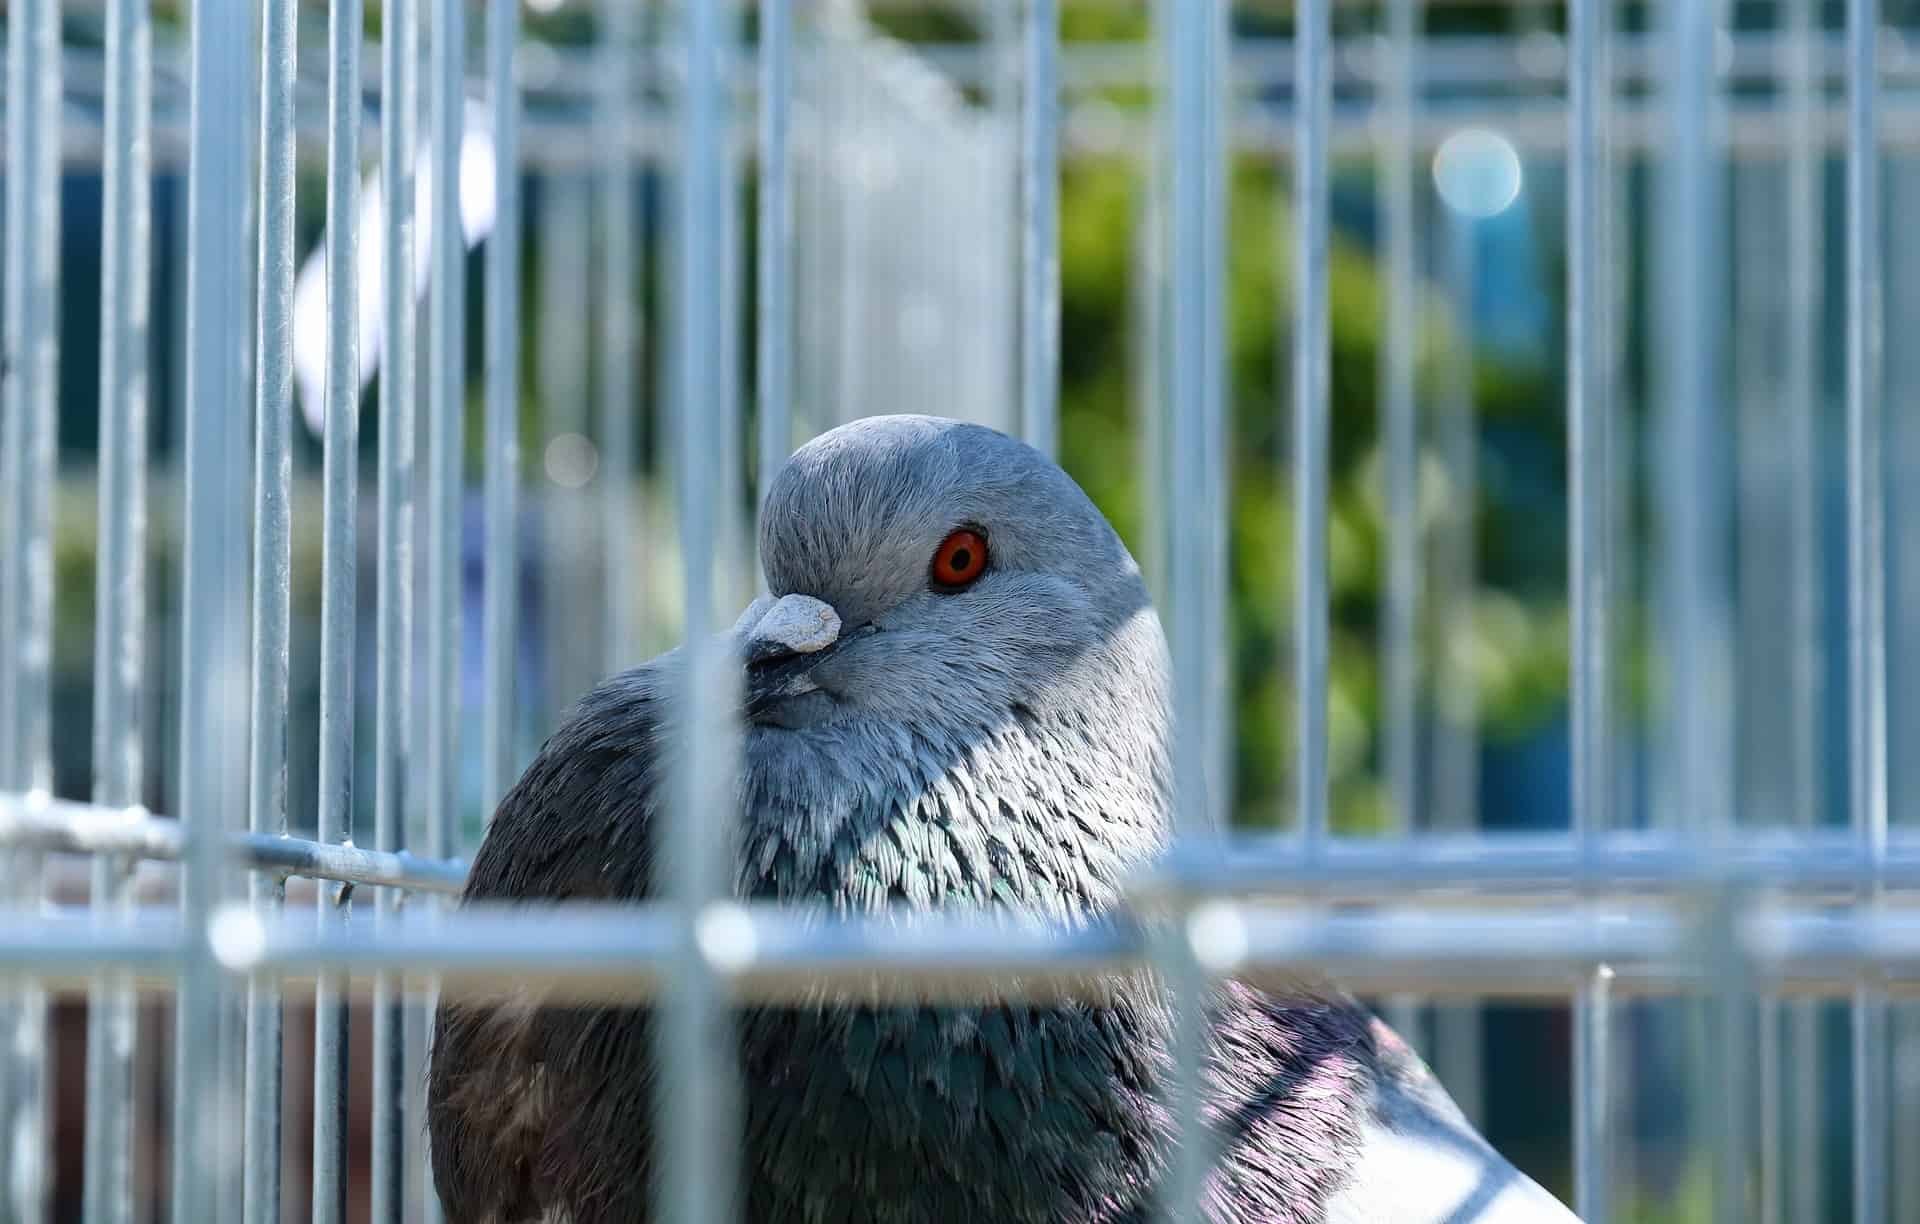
[14,0,1920,1219]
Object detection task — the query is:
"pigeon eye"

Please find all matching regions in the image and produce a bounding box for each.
[929,529,989,591]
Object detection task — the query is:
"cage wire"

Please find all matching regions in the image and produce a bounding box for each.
[3,1,1920,1222]
[794,1,1020,438]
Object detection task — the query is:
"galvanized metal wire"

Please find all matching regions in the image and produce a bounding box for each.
[5,3,1920,1221]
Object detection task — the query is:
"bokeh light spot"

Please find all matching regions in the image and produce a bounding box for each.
[1432,128,1523,219]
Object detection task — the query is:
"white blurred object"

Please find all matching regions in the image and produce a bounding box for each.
[292,97,498,437]
[1432,127,1523,220]
[795,3,1018,437]
[294,13,1020,442]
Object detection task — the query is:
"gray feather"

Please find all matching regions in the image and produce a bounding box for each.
[427,415,1578,1224]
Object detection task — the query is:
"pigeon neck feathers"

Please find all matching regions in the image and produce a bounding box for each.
[736,611,1171,915]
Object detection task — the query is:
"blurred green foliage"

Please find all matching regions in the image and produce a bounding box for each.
[1048,151,1568,835]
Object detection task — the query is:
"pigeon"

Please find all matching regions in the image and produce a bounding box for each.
[427,414,1580,1224]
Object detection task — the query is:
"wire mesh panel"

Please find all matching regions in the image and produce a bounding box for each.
[4,1,1920,1221]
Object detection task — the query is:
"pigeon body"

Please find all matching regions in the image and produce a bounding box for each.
[428,415,1579,1224]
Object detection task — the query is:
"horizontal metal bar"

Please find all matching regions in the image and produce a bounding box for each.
[16,30,1918,110]
[10,901,1920,1003]
[17,68,1920,171]
[0,795,184,859]
[25,793,1920,904]
[1141,830,1920,900]
[912,30,1899,93]
[0,794,467,893]
[0,0,1860,17]
[237,835,466,894]
[0,915,188,978]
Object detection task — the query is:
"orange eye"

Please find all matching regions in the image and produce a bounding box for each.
[929,529,989,590]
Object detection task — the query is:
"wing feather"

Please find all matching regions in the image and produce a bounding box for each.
[427,665,670,1224]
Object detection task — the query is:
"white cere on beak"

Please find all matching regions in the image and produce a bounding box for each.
[748,593,842,657]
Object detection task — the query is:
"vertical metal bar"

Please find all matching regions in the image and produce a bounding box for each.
[989,0,1020,438]
[1157,0,1227,1217]
[1294,0,1330,851]
[717,42,747,614]
[84,0,152,1219]
[244,0,299,1211]
[1731,180,1787,833]
[790,33,821,442]
[373,0,418,1216]
[483,0,522,805]
[1847,0,1889,1220]
[1569,0,1612,1215]
[1789,997,1820,1224]
[1901,1006,1920,1224]
[317,0,367,1220]
[833,38,868,427]
[1785,0,1825,851]
[411,1003,438,1224]
[150,164,187,1224]
[1433,212,1477,846]
[1201,0,1230,807]
[1783,4,1825,1218]
[537,174,595,719]
[1568,0,1609,861]
[1431,205,1477,1136]
[1892,146,1920,1224]
[993,0,1020,226]
[1575,966,1614,1222]
[1133,138,1167,618]
[1127,0,1163,599]
[0,0,60,1210]
[0,0,10,795]
[1710,884,1755,1224]
[1430,1002,1483,1131]
[1380,0,1418,841]
[1760,993,1784,1224]
[218,992,247,1224]
[1600,0,1630,851]
[393,16,424,1224]
[423,4,469,1214]
[222,51,264,1219]
[1162,0,1224,846]
[758,0,793,508]
[1731,115,1785,1224]
[1739,11,1798,1214]
[174,0,251,1212]
[428,0,466,868]
[1661,0,1737,1217]
[662,4,743,1221]
[0,0,60,803]
[1657,0,1730,846]
[598,0,641,672]
[1020,0,1059,460]
[816,23,844,427]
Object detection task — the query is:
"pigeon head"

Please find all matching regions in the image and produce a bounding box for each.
[744,414,1160,735]
[732,414,1172,908]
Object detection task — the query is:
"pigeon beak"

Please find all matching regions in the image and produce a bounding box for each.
[737,594,843,722]
[736,593,841,662]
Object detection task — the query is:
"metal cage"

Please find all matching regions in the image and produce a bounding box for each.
[3,0,1918,1221]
